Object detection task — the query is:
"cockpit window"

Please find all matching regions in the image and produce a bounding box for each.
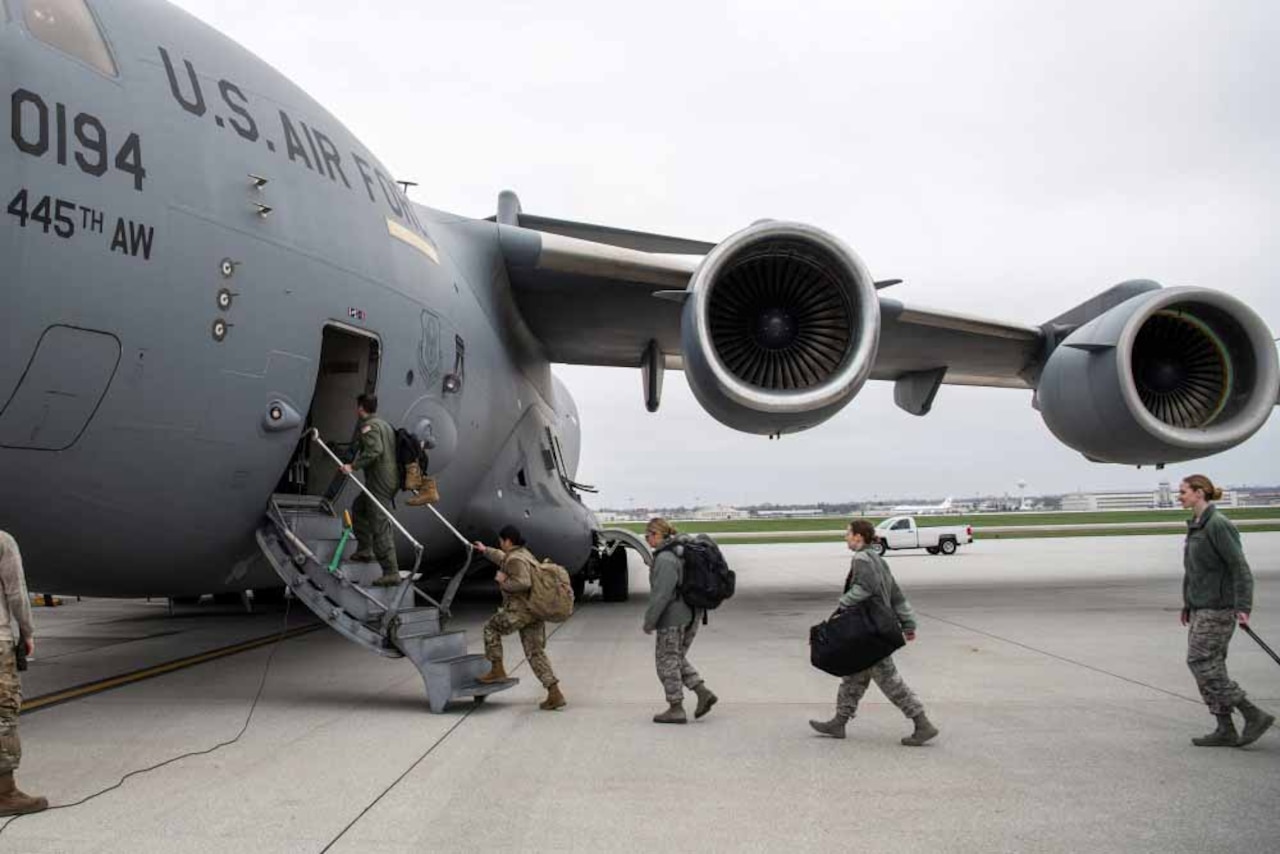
[22,0,116,76]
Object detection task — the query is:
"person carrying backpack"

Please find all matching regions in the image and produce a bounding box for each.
[809,519,939,746]
[340,393,399,586]
[472,525,566,711]
[643,518,718,724]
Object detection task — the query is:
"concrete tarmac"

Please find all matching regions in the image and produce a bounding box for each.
[4,533,1278,852]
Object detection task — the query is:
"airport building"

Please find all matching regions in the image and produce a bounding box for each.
[1232,488,1280,506]
[1060,482,1238,512]
[690,505,751,521]
[754,508,824,518]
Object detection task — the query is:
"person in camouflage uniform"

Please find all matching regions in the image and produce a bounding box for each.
[341,393,400,586]
[0,532,48,816]
[810,519,939,746]
[643,518,717,725]
[473,525,565,710]
[1179,474,1275,747]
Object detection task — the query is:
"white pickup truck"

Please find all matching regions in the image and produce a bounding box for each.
[873,516,973,556]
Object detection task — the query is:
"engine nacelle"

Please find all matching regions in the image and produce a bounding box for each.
[1038,287,1279,465]
[680,221,880,434]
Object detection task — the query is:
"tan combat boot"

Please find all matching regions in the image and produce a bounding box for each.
[0,772,48,816]
[539,683,567,711]
[405,476,440,507]
[477,660,508,684]
[403,461,426,492]
[372,572,401,587]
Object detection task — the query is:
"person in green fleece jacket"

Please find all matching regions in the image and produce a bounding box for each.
[809,519,938,746]
[1179,474,1274,747]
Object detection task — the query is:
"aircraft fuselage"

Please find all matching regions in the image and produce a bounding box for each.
[1,0,594,595]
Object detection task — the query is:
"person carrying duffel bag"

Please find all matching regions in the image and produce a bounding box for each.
[808,519,939,746]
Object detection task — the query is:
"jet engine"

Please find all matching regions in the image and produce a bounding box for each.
[1037,287,1279,465]
[680,221,880,434]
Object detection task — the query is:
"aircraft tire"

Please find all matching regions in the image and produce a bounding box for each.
[939,539,957,555]
[254,586,288,605]
[599,548,629,602]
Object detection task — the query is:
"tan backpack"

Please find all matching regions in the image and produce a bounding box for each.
[528,560,575,622]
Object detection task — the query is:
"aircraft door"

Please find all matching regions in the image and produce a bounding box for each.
[0,325,121,450]
[275,325,380,495]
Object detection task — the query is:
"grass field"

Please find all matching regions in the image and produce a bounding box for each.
[660,523,1280,546]
[605,507,1280,537]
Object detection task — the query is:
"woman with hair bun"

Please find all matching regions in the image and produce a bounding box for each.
[643,518,718,724]
[1179,474,1274,747]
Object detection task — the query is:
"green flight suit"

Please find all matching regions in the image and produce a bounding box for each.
[350,414,399,575]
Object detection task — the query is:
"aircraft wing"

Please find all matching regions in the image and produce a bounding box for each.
[494,195,1278,462]
[495,203,1043,389]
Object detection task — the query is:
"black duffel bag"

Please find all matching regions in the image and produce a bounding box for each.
[809,596,906,677]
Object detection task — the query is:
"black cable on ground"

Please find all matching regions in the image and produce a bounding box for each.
[918,610,1202,704]
[320,614,576,853]
[0,595,296,838]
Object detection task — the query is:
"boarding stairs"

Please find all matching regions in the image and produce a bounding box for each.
[256,429,516,713]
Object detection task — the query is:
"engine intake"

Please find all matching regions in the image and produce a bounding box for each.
[1038,287,1278,464]
[681,222,880,434]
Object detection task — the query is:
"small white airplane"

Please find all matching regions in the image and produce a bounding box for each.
[891,497,954,515]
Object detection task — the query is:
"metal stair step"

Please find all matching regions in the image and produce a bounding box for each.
[271,494,331,512]
[453,677,521,700]
[424,652,492,682]
[392,607,442,640]
[274,510,345,544]
[395,629,467,661]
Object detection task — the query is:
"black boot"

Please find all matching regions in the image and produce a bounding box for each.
[1192,714,1238,747]
[1236,700,1275,747]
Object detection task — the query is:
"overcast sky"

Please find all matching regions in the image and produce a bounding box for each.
[170,0,1280,508]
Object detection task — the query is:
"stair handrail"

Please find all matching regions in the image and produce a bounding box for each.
[417,504,476,619]
[307,428,425,580]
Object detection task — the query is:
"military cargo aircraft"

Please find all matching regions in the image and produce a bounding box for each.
[3,0,1278,606]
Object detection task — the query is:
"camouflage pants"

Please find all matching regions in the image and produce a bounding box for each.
[837,654,923,720]
[0,646,22,774]
[484,608,557,689]
[1187,608,1246,715]
[655,620,703,704]
[352,490,398,574]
